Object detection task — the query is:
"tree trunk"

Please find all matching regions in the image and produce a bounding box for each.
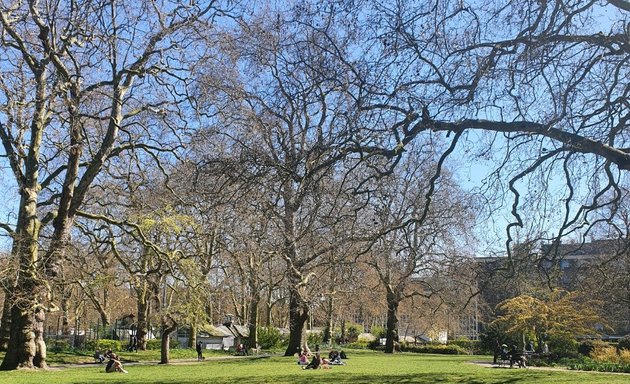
[82,285,110,328]
[0,298,47,370]
[190,322,197,349]
[247,295,259,350]
[136,294,149,350]
[265,262,274,326]
[265,299,273,327]
[247,257,260,349]
[60,285,71,336]
[1,183,46,370]
[322,295,334,344]
[0,83,47,368]
[0,292,12,351]
[32,306,47,368]
[159,320,177,364]
[281,195,309,357]
[95,302,110,328]
[283,289,309,356]
[384,289,400,354]
[0,299,36,370]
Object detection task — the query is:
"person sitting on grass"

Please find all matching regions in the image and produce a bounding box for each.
[297,350,308,365]
[302,352,322,370]
[105,353,128,374]
[94,349,105,363]
[328,350,345,365]
[236,343,248,356]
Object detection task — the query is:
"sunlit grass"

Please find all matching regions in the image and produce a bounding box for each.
[0,349,628,383]
[0,347,236,365]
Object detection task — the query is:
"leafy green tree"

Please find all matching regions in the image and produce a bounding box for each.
[492,289,605,352]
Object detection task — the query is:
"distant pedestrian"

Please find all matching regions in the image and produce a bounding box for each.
[493,339,501,364]
[196,341,204,361]
[127,335,138,352]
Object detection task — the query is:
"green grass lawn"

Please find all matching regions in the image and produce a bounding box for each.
[0,350,628,383]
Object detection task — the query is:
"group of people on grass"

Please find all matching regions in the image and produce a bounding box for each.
[298,348,347,370]
[96,342,349,374]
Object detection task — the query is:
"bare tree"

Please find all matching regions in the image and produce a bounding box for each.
[0,0,236,369]
[356,140,476,352]
[192,5,371,356]
[342,1,630,257]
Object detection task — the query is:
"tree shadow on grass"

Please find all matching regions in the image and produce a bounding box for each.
[89,372,543,384]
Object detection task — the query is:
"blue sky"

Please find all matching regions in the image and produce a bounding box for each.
[0,164,17,251]
[0,1,623,254]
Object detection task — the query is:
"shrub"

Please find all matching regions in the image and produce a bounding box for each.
[344,340,369,349]
[307,331,323,347]
[334,323,365,344]
[618,335,630,351]
[368,338,382,350]
[578,339,610,356]
[449,339,482,354]
[589,343,630,364]
[528,352,565,367]
[357,333,376,343]
[346,324,362,343]
[578,340,597,356]
[85,339,125,352]
[47,339,72,352]
[257,326,282,349]
[568,358,630,373]
[402,343,468,355]
[478,323,517,354]
[370,325,386,338]
[591,344,619,363]
[548,333,578,358]
[145,338,179,350]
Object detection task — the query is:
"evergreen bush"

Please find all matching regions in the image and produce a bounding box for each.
[257,326,282,349]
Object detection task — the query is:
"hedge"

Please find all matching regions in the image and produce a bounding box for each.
[569,359,630,373]
[401,344,468,355]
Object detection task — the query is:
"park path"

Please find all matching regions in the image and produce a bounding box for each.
[469,360,630,375]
